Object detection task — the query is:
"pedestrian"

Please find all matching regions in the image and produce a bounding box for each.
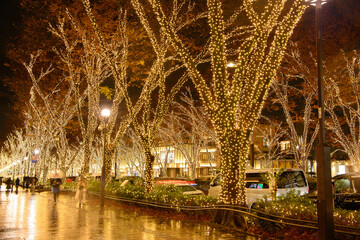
[51,178,61,203]
[75,176,88,207]
[15,178,20,192]
[30,178,36,194]
[5,178,12,192]
[25,178,29,191]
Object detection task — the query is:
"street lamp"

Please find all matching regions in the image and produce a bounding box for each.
[306,0,335,239]
[226,61,236,68]
[100,108,110,206]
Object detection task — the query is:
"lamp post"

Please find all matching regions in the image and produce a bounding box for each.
[100,108,110,206]
[307,0,335,239]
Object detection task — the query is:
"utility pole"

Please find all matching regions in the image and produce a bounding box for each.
[314,0,335,239]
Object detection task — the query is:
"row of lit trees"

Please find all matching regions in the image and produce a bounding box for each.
[4,0,359,211]
[1,0,309,205]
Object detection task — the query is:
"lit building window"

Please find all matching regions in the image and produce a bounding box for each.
[338,165,346,175]
[280,141,291,151]
[160,151,174,163]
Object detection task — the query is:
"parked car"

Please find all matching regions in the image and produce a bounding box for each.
[333,173,360,210]
[208,168,309,207]
[176,185,204,195]
[194,177,213,195]
[154,177,196,186]
[66,176,77,183]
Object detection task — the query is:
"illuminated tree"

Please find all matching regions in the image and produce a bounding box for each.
[152,135,173,177]
[282,47,360,171]
[264,76,319,172]
[47,14,113,175]
[144,0,308,204]
[23,50,83,179]
[5,0,144,127]
[83,0,202,192]
[159,90,217,179]
[2,129,29,177]
[324,51,360,171]
[117,129,145,177]
[253,124,285,169]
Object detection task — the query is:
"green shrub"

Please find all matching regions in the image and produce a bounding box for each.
[255,190,317,221]
[114,184,145,199]
[62,181,77,191]
[333,208,360,227]
[120,176,144,186]
[64,177,221,207]
[255,190,360,227]
[144,185,217,206]
[88,179,101,192]
[145,185,183,204]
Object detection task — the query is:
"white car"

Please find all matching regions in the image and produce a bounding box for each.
[176,185,204,195]
[208,168,309,207]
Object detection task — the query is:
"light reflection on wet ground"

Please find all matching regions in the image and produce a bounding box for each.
[0,186,259,240]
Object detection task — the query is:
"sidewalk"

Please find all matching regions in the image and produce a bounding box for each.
[0,188,257,240]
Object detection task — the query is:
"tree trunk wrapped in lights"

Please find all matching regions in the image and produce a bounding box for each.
[143,145,155,193]
[24,51,84,180]
[83,0,192,189]
[42,14,111,175]
[145,0,307,205]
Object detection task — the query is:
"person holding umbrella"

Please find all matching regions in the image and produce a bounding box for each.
[15,178,20,192]
[49,170,65,203]
[51,178,61,203]
[30,178,37,194]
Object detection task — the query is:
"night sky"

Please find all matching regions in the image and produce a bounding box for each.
[0,0,19,144]
[0,0,359,146]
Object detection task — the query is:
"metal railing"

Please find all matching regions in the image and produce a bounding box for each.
[96,192,360,238]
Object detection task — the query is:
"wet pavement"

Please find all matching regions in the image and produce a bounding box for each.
[0,186,259,240]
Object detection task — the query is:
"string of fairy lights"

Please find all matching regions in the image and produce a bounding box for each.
[83,0,196,194]
[148,0,308,205]
[0,0,313,207]
[0,160,21,176]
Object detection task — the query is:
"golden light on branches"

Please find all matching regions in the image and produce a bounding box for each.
[146,0,308,205]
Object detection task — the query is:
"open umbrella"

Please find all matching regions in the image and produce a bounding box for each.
[49,169,65,179]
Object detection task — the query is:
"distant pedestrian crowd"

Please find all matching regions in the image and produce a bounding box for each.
[0,175,88,207]
[0,176,38,193]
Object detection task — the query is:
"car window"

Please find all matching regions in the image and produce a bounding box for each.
[245,182,269,189]
[245,173,269,189]
[335,178,351,193]
[277,171,307,188]
[352,177,360,193]
[213,175,221,186]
